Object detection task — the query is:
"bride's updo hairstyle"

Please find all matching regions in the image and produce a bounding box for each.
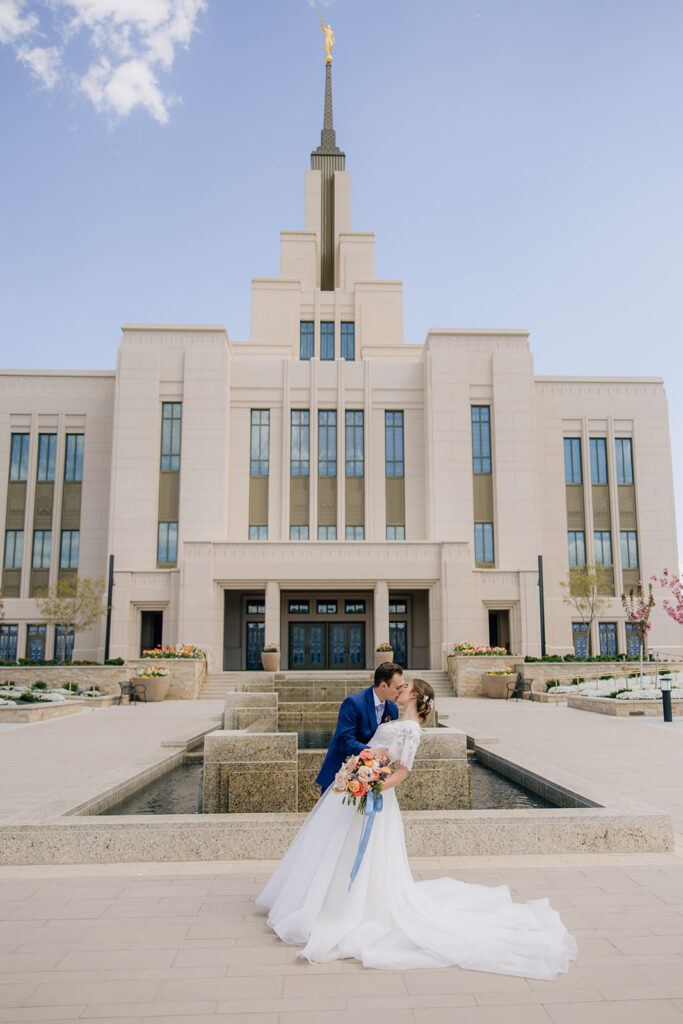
[411,678,435,724]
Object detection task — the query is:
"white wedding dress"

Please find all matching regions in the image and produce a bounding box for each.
[257,720,577,978]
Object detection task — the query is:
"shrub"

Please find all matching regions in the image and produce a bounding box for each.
[18,692,42,703]
[571,677,585,685]
[546,679,560,689]
[32,681,48,690]
[105,657,125,665]
[599,674,614,680]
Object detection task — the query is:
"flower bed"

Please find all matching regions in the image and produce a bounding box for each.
[142,645,206,659]
[567,694,683,717]
[450,642,508,657]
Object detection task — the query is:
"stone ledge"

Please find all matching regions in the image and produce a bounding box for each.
[0,805,672,864]
[567,695,683,716]
[0,700,85,723]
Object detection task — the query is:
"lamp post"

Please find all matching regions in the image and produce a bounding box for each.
[654,650,673,723]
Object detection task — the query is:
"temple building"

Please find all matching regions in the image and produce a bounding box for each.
[0,58,680,670]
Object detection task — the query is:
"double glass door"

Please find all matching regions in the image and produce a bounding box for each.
[289,622,365,670]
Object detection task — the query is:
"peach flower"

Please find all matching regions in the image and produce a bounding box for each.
[348,779,362,795]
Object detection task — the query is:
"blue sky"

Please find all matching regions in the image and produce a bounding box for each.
[1,0,682,564]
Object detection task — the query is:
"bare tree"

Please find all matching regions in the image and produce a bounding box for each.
[560,564,613,656]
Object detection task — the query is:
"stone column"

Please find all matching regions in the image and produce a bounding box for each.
[374,580,390,655]
[264,580,280,650]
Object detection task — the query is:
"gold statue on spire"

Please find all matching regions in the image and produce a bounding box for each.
[316,10,335,63]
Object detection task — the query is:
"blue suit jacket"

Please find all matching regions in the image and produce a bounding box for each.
[316,686,399,791]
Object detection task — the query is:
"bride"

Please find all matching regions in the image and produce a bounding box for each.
[257,678,577,978]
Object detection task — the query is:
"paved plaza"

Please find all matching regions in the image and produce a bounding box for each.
[1,698,683,1022]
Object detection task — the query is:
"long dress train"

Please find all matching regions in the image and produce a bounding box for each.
[257,720,577,978]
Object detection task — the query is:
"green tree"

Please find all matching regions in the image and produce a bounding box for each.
[560,564,613,657]
[36,577,106,658]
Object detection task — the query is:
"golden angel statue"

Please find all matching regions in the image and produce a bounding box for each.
[316,11,335,63]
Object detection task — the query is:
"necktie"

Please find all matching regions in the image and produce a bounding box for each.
[376,701,385,726]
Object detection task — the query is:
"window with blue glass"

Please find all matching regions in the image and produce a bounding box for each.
[620,530,639,569]
[249,526,268,540]
[160,403,181,471]
[317,526,337,540]
[32,530,51,569]
[474,522,494,563]
[594,531,612,566]
[9,433,29,482]
[385,411,404,477]
[341,322,355,360]
[37,434,57,482]
[625,622,641,657]
[290,526,309,540]
[599,621,618,657]
[564,438,582,484]
[471,407,491,473]
[572,622,589,659]
[615,438,634,484]
[318,410,336,477]
[54,625,74,663]
[386,526,405,540]
[300,321,314,360]
[568,530,586,568]
[60,530,79,570]
[291,411,310,476]
[345,526,364,540]
[590,438,608,484]
[64,434,84,482]
[250,410,270,476]
[26,624,46,661]
[4,530,23,570]
[320,322,334,360]
[0,624,18,662]
[157,522,178,563]
[345,411,364,476]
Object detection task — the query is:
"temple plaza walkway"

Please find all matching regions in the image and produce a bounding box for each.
[1,698,683,1022]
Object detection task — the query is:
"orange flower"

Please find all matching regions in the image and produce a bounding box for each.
[359,749,373,760]
[348,779,362,795]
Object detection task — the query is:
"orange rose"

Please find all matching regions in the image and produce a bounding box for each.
[348,779,362,795]
[359,749,373,760]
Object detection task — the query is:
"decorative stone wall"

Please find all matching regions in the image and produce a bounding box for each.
[447,655,514,697]
[203,731,298,813]
[567,695,683,717]
[223,692,278,732]
[0,700,85,723]
[0,658,207,700]
[127,659,206,700]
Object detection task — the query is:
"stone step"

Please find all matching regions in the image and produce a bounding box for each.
[200,669,453,700]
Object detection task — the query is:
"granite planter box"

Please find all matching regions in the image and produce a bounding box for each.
[567,694,683,717]
[0,700,84,723]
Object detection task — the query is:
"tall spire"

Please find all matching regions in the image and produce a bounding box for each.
[311,62,345,291]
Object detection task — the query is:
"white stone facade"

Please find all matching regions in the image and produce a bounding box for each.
[1,128,680,671]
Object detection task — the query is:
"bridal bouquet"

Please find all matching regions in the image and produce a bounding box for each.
[333,748,392,814]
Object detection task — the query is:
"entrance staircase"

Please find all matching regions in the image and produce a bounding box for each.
[199,668,453,701]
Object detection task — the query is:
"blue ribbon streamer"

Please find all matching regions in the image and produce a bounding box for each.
[348,791,383,890]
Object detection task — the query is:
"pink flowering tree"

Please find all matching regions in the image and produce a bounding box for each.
[621,581,655,686]
[651,569,683,626]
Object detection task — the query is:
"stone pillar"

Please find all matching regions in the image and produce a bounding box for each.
[374,580,389,655]
[264,580,280,650]
[203,731,297,813]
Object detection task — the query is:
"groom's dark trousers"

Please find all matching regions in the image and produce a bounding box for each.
[316,685,398,792]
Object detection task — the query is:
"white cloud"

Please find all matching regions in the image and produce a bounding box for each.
[1,0,207,122]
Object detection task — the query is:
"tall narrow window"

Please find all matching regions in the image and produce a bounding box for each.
[568,530,586,568]
[474,523,494,563]
[471,407,491,473]
[320,322,334,361]
[250,410,270,475]
[318,410,337,476]
[300,321,314,360]
[60,530,79,569]
[594,531,612,566]
[157,522,178,563]
[37,434,57,482]
[291,411,310,476]
[620,530,639,569]
[54,626,74,663]
[599,622,618,657]
[9,433,29,482]
[4,530,23,570]
[564,438,582,484]
[345,411,364,476]
[0,624,18,662]
[385,412,404,477]
[341,322,355,361]
[160,403,182,471]
[64,434,84,482]
[589,438,608,484]
[615,438,634,484]
[32,530,51,569]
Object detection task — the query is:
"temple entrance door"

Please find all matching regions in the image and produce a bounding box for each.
[288,622,365,670]
[246,621,265,670]
[289,623,325,670]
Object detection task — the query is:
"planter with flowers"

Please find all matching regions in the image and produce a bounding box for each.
[482,669,519,699]
[133,667,170,702]
[375,642,394,669]
[261,643,280,672]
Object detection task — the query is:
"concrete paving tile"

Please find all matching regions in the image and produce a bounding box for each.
[611,935,683,955]
[0,1009,88,1022]
[639,963,683,985]
[81,1002,216,1019]
[474,988,603,1006]
[215,998,348,1015]
[566,891,666,909]
[528,965,651,992]
[0,952,63,972]
[0,983,39,1008]
[25,979,162,1007]
[72,926,191,950]
[155,976,283,1002]
[346,993,477,1010]
[281,972,405,997]
[173,946,291,968]
[404,970,531,995]
[281,1013,415,1024]
[106,967,229,981]
[545,1000,683,1023]
[56,949,176,971]
[3,902,107,920]
[100,900,203,919]
[0,971,109,986]
[413,1006,551,1023]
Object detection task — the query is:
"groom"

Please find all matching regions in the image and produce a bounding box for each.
[316,662,404,792]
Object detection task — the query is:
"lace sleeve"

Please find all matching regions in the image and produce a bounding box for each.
[387,722,421,772]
